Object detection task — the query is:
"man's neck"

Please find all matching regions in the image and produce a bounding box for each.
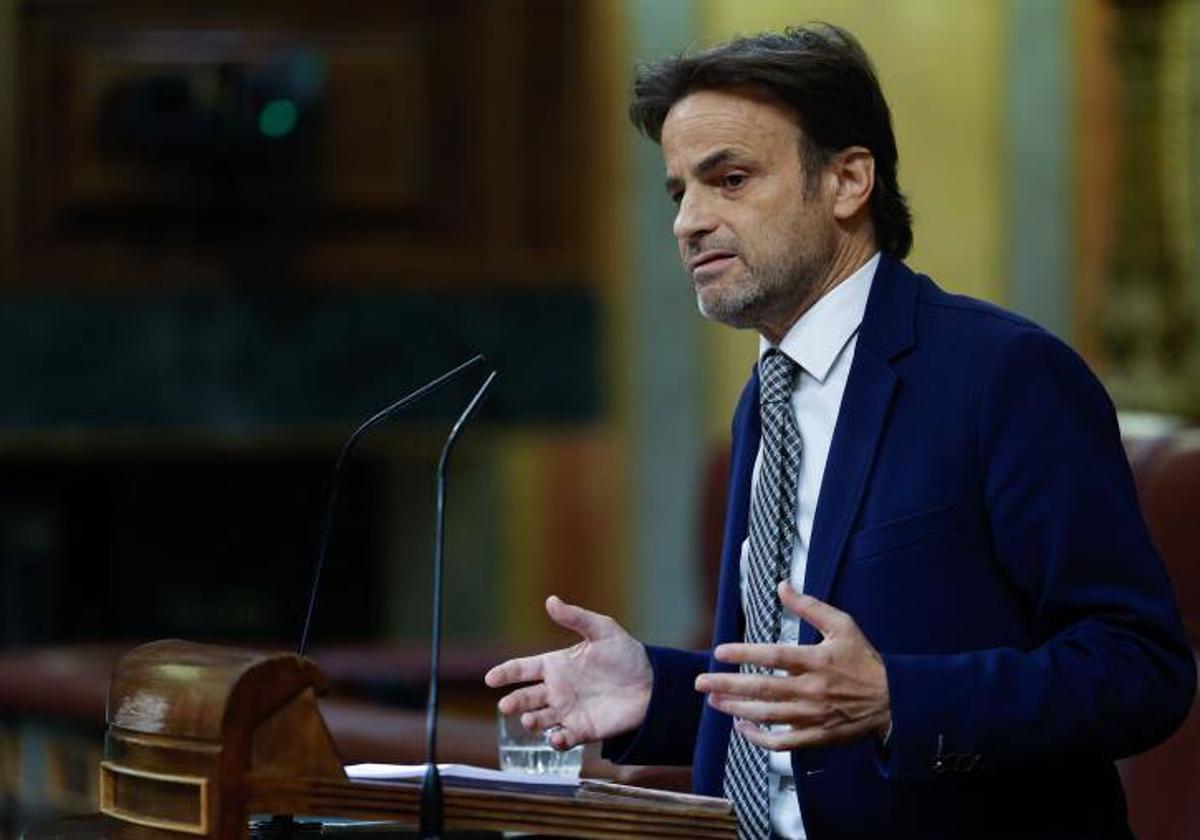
[757,237,879,346]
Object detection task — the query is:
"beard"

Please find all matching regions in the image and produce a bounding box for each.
[695,265,776,328]
[694,235,831,330]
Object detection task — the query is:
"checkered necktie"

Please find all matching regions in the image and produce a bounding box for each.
[724,349,802,839]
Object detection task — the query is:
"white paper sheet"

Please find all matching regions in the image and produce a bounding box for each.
[345,763,580,791]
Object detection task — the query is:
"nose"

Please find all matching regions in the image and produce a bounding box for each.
[672,188,717,247]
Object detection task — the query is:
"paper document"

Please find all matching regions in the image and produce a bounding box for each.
[345,763,580,793]
[345,764,732,814]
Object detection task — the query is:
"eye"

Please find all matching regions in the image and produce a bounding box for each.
[723,172,747,190]
[669,189,684,206]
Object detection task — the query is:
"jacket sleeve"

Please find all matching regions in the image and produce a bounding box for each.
[878,327,1196,778]
[601,645,709,766]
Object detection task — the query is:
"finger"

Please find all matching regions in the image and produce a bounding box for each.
[786,671,831,700]
[695,671,795,700]
[549,726,583,751]
[734,719,827,752]
[520,707,560,732]
[485,655,545,688]
[496,684,549,715]
[705,671,831,702]
[545,595,613,642]
[708,696,821,726]
[713,643,812,672]
[779,583,851,638]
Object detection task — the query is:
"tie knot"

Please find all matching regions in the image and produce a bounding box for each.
[759,350,799,404]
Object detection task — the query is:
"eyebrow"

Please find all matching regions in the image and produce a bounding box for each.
[664,147,745,195]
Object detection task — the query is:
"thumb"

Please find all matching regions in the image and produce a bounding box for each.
[545,595,611,642]
[779,583,849,639]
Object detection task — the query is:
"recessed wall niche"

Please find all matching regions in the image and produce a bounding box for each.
[17,0,591,290]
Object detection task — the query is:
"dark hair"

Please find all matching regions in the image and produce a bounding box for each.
[630,24,913,259]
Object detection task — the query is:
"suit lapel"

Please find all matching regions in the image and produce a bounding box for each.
[696,367,760,797]
[712,368,760,649]
[799,255,918,643]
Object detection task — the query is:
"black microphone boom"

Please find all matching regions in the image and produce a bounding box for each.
[420,370,498,840]
[296,354,487,658]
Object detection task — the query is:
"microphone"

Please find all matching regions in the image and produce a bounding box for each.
[420,370,498,840]
[296,354,487,658]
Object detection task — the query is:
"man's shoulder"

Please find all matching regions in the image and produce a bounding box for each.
[912,274,1038,336]
[871,257,1059,361]
[905,269,1100,391]
[908,272,1078,359]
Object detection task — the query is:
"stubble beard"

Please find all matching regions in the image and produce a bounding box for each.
[695,247,824,332]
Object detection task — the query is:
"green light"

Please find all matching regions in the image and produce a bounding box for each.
[258,99,298,138]
[159,664,203,681]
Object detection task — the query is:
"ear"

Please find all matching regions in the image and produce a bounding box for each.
[830,146,875,221]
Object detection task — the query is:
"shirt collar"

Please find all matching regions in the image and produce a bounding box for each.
[758,252,880,383]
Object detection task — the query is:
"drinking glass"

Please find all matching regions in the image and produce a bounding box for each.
[496,710,583,777]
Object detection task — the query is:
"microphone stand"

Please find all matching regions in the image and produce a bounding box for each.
[420,372,498,839]
[260,356,491,839]
[297,354,486,658]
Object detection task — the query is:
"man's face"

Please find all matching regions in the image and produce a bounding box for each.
[661,88,837,331]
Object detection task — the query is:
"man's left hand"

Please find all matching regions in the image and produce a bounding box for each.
[695,582,891,751]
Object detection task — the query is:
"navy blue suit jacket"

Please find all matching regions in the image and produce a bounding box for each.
[605,256,1195,838]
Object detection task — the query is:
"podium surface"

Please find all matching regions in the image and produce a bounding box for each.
[98,641,735,838]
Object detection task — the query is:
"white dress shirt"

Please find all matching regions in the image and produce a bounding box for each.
[737,252,879,839]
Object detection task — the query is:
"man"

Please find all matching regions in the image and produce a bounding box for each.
[485,24,1195,839]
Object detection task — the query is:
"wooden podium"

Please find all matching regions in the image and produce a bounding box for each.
[98,640,736,838]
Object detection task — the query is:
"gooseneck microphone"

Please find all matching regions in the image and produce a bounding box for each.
[296,354,487,658]
[420,370,498,840]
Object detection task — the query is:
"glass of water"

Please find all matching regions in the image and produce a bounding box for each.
[497,710,584,777]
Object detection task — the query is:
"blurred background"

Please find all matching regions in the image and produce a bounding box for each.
[0,0,1197,834]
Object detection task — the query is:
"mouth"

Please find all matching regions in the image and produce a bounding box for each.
[688,250,739,280]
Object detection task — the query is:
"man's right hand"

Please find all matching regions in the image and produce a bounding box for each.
[484,595,652,750]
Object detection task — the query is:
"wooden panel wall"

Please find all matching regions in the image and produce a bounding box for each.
[15,0,590,290]
[0,1,623,650]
